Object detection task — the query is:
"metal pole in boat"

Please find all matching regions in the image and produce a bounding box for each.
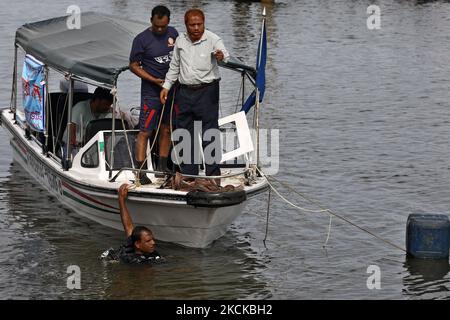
[43,66,49,156]
[109,85,117,179]
[64,76,74,170]
[10,44,18,119]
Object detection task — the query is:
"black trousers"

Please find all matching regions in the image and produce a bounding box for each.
[176,81,221,176]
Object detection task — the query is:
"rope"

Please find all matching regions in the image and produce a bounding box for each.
[263,186,272,247]
[110,87,167,185]
[234,76,244,114]
[55,91,69,150]
[262,173,328,213]
[144,97,165,167]
[256,167,406,252]
[110,87,135,170]
[169,87,181,168]
[323,214,333,248]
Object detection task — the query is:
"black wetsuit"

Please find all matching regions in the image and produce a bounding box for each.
[101,236,164,264]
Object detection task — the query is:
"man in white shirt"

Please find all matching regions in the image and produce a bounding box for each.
[160,9,229,180]
[63,87,113,146]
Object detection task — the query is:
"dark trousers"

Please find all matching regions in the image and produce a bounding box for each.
[176,81,221,176]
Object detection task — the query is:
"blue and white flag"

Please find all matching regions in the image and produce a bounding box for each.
[241,13,267,114]
[21,54,46,132]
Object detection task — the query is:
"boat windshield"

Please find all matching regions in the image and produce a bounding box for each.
[103,131,139,171]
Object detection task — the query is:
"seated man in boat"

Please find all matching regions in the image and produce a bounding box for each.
[100,183,163,264]
[62,87,114,148]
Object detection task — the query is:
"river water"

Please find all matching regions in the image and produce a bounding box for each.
[1,0,450,299]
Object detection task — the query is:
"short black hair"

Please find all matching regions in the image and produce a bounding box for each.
[131,226,152,244]
[151,5,170,20]
[92,87,113,103]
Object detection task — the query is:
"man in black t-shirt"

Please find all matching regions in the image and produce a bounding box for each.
[101,183,163,264]
[129,5,179,184]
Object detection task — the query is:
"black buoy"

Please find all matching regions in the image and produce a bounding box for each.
[406,214,450,259]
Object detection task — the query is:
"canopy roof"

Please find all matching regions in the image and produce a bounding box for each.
[15,12,256,87]
[15,12,149,87]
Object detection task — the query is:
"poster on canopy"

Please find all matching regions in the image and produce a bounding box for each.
[21,54,46,132]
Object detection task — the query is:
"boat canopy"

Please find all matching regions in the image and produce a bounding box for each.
[15,12,256,87]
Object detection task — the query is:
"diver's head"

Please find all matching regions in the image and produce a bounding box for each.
[131,226,156,254]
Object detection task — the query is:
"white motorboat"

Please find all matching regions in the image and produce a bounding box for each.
[1,12,269,248]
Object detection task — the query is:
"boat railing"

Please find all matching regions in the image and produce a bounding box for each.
[108,166,252,183]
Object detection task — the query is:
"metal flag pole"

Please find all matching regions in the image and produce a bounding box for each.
[255,7,266,170]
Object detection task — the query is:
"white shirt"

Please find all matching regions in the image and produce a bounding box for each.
[163,29,230,90]
[62,99,110,145]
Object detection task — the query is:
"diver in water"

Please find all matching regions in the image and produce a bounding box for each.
[101,183,164,264]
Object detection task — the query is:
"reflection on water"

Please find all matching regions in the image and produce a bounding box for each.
[102,241,271,299]
[0,161,271,299]
[403,257,450,299]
